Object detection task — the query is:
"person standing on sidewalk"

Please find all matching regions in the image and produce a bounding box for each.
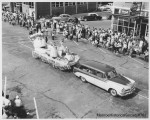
[13,95,23,118]
[51,30,55,40]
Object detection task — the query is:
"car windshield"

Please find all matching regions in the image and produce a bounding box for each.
[106,70,118,79]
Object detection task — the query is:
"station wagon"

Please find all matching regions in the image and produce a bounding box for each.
[73,61,135,97]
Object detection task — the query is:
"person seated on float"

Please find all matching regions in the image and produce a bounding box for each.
[58,40,67,57]
[64,50,74,62]
[39,32,47,49]
[49,42,58,59]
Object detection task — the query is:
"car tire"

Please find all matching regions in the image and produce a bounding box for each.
[81,76,86,82]
[110,89,117,97]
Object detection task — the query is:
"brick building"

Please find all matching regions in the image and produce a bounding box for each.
[111,2,149,39]
[36,2,97,19]
[10,2,97,20]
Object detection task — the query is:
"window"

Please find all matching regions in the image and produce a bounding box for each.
[129,22,134,27]
[124,21,128,26]
[106,70,117,79]
[114,8,120,14]
[96,71,103,78]
[56,2,60,7]
[69,2,73,6]
[73,2,76,5]
[16,2,22,6]
[60,2,63,7]
[25,2,29,5]
[113,25,117,31]
[118,26,123,32]
[29,2,34,8]
[77,2,86,5]
[79,66,96,75]
[65,2,69,6]
[122,27,128,34]
[113,17,118,24]
[118,20,123,26]
[52,2,64,7]
[52,2,55,7]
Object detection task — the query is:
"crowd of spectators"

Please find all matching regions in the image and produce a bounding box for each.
[2,10,149,61]
[60,21,149,61]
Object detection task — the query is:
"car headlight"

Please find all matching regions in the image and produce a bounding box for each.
[121,88,125,93]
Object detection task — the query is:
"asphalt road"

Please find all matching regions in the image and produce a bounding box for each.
[2,20,149,118]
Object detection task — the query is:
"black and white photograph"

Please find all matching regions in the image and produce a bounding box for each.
[2,1,149,119]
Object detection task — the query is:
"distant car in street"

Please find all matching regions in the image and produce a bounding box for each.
[67,17,80,24]
[52,14,71,22]
[73,61,136,97]
[98,3,113,12]
[80,13,102,21]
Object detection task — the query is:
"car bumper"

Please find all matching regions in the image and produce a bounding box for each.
[118,87,135,97]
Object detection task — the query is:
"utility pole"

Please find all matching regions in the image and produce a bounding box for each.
[87,2,88,12]
[63,2,65,14]
[10,2,14,12]
[50,2,52,16]
[76,2,77,14]
[34,2,37,20]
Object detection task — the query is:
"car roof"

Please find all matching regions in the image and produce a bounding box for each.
[60,14,70,16]
[88,13,97,15]
[80,61,115,73]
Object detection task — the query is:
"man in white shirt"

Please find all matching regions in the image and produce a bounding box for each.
[3,95,11,110]
[139,39,143,53]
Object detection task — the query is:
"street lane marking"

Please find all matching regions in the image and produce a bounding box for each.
[73,40,79,45]
[99,48,106,53]
[33,97,39,119]
[18,42,33,50]
[128,56,144,65]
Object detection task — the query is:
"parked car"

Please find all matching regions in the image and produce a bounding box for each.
[98,3,113,12]
[81,13,102,21]
[52,14,71,22]
[67,17,80,24]
[73,61,136,97]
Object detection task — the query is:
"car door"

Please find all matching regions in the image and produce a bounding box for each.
[83,69,108,90]
[93,14,97,20]
[63,15,70,21]
[90,71,108,90]
[61,15,66,21]
[90,14,94,20]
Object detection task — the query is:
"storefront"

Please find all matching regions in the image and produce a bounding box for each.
[112,2,149,39]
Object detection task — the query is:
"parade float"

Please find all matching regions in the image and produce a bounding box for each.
[29,32,80,71]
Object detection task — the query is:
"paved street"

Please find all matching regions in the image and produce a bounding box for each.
[2,20,149,118]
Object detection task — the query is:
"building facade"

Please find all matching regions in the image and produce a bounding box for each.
[111,2,149,39]
[36,2,97,19]
[10,2,97,20]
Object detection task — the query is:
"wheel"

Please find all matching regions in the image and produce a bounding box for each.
[81,76,86,82]
[110,89,117,97]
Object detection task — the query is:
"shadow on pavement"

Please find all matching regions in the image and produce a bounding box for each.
[120,87,141,100]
